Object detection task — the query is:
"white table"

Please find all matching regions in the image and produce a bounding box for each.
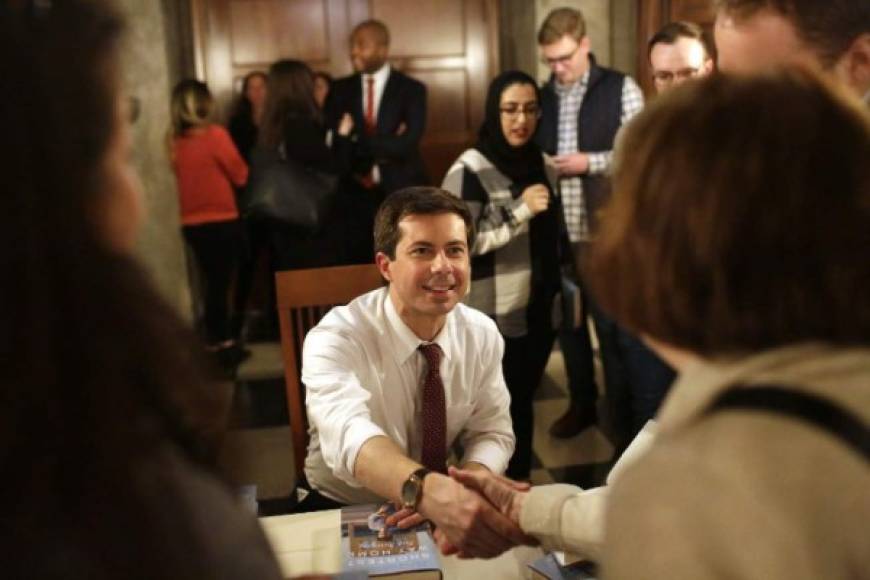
[260,510,545,579]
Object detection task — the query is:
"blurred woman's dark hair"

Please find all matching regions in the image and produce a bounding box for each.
[258,59,319,149]
[230,70,267,121]
[587,68,870,357]
[0,1,229,577]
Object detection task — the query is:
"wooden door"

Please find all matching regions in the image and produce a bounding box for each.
[192,0,499,184]
[636,0,716,96]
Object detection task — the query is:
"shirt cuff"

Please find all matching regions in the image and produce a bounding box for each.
[520,484,606,559]
[336,419,388,485]
[510,198,533,226]
[587,152,610,175]
[461,439,512,475]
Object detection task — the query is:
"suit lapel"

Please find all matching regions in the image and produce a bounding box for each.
[349,74,365,126]
[378,70,401,134]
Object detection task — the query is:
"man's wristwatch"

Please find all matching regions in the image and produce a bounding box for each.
[400,467,432,511]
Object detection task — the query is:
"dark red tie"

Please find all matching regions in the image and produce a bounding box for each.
[419,343,447,473]
[358,76,377,189]
[364,76,376,135]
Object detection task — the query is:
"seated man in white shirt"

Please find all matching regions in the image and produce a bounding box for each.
[300,186,532,557]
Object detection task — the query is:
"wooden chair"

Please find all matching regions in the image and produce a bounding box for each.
[275,263,384,481]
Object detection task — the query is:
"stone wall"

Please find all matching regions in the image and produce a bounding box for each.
[115,0,191,316]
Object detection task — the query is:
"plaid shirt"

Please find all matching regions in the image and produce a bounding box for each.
[556,71,644,242]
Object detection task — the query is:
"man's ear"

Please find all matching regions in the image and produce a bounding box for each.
[702,57,715,75]
[375,252,392,283]
[834,33,870,97]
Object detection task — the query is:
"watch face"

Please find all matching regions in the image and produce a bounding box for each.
[400,477,418,509]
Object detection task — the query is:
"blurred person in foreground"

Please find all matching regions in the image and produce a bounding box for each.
[0,1,283,578]
[445,69,870,578]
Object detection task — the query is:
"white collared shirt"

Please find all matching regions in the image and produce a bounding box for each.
[359,63,391,184]
[360,62,391,125]
[302,286,515,504]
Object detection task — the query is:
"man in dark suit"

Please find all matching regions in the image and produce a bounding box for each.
[326,19,429,264]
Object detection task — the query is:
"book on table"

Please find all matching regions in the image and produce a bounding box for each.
[528,552,598,580]
[341,503,442,579]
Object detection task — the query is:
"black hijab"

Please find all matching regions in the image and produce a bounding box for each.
[475,70,547,187]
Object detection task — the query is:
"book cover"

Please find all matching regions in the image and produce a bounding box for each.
[341,503,442,579]
[528,553,598,580]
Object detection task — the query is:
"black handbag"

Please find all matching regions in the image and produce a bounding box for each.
[244,146,338,233]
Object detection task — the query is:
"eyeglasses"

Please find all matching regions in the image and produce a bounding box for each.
[541,45,580,68]
[652,67,702,84]
[499,104,541,120]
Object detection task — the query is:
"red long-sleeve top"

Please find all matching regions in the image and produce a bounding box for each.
[172,124,248,226]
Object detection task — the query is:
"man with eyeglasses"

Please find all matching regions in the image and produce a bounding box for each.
[649,21,714,94]
[535,7,644,442]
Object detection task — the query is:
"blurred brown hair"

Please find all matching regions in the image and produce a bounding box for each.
[587,68,870,356]
[538,7,586,45]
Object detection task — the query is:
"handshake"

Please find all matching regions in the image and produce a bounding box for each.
[385,466,539,560]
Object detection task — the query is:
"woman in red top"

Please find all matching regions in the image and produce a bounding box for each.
[170,79,248,366]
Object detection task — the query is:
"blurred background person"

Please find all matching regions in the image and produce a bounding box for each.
[442,71,565,481]
[228,70,268,163]
[326,20,429,264]
[227,70,272,341]
[313,70,332,112]
[170,79,249,371]
[449,70,870,576]
[0,1,283,578]
[257,59,353,270]
[648,21,714,94]
[535,7,645,450]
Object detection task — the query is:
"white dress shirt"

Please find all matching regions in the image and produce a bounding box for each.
[302,286,515,504]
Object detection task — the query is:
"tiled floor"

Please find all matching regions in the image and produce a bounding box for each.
[219,340,614,513]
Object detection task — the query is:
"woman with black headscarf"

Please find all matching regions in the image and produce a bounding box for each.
[442,71,566,479]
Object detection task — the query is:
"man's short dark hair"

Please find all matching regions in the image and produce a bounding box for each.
[352,19,390,47]
[647,21,712,59]
[588,68,870,356]
[374,187,475,259]
[715,0,870,66]
[538,7,586,45]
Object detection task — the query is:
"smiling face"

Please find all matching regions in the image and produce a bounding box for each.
[376,212,470,339]
[350,26,389,74]
[499,82,539,148]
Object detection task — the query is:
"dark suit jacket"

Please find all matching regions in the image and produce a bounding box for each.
[326,68,429,193]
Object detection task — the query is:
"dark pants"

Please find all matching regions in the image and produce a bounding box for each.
[504,289,558,480]
[338,180,384,265]
[586,295,675,457]
[183,220,242,345]
[234,218,273,318]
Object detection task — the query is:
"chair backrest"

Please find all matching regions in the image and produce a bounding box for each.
[275,263,385,480]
